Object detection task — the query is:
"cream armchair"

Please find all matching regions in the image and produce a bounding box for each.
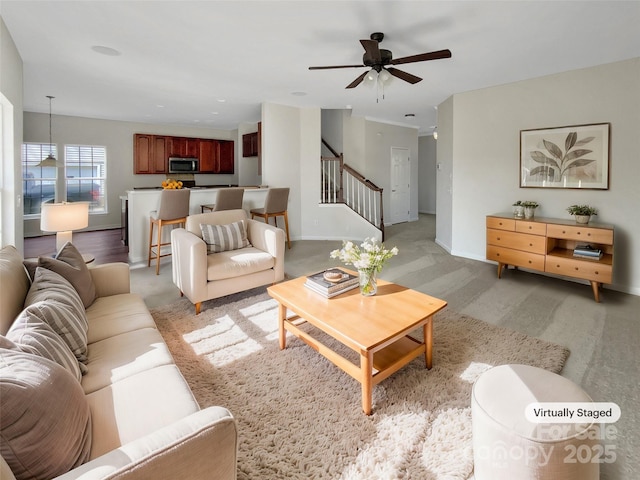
[171,209,285,314]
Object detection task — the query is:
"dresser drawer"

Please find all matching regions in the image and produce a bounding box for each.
[546,224,613,244]
[515,221,547,236]
[486,217,515,231]
[487,229,546,254]
[545,256,612,283]
[487,245,545,271]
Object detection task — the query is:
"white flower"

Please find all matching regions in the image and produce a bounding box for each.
[330,238,398,273]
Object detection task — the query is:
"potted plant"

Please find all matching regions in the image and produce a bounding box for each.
[512,201,525,219]
[330,238,398,296]
[567,204,598,224]
[522,201,539,219]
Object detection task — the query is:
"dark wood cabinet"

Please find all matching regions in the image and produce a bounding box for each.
[199,139,216,173]
[218,140,235,173]
[134,134,167,174]
[134,133,233,174]
[242,132,259,157]
[168,137,198,158]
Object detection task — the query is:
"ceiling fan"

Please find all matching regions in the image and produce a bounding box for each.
[309,32,452,89]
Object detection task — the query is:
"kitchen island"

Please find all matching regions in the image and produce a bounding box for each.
[126,186,268,264]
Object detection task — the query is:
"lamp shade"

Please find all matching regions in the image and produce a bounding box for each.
[40,202,89,232]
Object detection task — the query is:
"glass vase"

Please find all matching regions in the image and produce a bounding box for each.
[358,269,377,296]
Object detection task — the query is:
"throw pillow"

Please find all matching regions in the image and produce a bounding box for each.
[37,242,96,308]
[20,299,88,372]
[200,220,251,253]
[6,308,83,381]
[25,266,88,325]
[0,350,92,480]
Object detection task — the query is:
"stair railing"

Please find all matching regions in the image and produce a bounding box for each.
[320,151,384,240]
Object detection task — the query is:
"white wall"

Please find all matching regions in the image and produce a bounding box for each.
[22,113,239,236]
[418,135,437,214]
[0,18,24,252]
[364,120,420,224]
[436,95,454,253]
[440,58,640,295]
[262,102,381,242]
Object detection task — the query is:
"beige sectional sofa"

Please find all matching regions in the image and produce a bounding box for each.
[0,244,237,480]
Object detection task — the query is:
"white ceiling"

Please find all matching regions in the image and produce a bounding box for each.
[2,1,639,135]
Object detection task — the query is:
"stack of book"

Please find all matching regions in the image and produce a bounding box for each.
[573,244,603,259]
[305,269,359,298]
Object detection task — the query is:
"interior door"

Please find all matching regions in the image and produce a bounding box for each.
[390,147,411,224]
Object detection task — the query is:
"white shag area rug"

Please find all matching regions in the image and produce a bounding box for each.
[151,288,570,480]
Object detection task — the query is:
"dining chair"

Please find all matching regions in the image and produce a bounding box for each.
[250,187,291,249]
[148,188,191,275]
[200,188,244,213]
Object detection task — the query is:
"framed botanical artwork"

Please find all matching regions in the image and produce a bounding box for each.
[520,123,610,189]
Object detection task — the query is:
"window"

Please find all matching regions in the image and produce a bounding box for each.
[65,145,107,214]
[21,143,107,216]
[22,143,58,216]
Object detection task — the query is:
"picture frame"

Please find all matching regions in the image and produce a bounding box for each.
[520,123,610,189]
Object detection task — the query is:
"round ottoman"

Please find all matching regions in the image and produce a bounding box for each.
[471,364,599,480]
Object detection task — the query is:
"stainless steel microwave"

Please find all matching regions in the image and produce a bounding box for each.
[169,157,199,173]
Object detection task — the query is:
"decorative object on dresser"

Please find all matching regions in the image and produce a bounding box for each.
[566,204,598,224]
[520,123,610,189]
[512,200,525,219]
[486,214,614,302]
[521,200,539,219]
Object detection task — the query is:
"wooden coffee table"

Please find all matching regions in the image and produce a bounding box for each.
[267,269,447,415]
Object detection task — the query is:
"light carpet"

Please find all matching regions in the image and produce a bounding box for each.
[151,287,570,480]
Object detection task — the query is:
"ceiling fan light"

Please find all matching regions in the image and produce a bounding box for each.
[378,69,392,84]
[364,69,378,87]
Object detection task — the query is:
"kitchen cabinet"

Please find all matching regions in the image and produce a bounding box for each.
[134,134,234,174]
[133,134,167,174]
[242,132,259,157]
[199,139,234,174]
[168,137,198,158]
[199,139,216,173]
[486,214,614,302]
[218,140,234,173]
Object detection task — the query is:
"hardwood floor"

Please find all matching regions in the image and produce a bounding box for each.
[24,229,130,264]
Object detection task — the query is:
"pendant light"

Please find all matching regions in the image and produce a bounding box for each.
[37,95,60,167]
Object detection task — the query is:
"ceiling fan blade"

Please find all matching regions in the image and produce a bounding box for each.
[387,67,422,84]
[309,64,366,70]
[360,39,381,63]
[346,71,368,89]
[391,49,452,65]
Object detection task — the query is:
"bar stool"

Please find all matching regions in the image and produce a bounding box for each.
[250,187,291,249]
[148,189,190,275]
[200,188,244,213]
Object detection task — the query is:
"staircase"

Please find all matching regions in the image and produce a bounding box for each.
[320,139,385,240]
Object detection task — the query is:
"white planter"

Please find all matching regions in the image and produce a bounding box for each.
[575,214,591,224]
[524,207,536,219]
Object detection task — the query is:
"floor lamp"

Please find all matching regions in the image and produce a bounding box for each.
[40,202,89,253]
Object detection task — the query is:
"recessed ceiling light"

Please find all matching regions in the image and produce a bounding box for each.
[156,104,165,108]
[217,99,226,103]
[291,91,307,97]
[91,45,121,56]
[404,113,416,118]
[210,111,219,115]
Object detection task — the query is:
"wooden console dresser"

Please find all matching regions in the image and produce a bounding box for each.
[486,214,614,302]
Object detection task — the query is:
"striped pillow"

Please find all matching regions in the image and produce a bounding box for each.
[20,300,89,373]
[6,311,82,381]
[200,220,251,253]
[25,267,88,331]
